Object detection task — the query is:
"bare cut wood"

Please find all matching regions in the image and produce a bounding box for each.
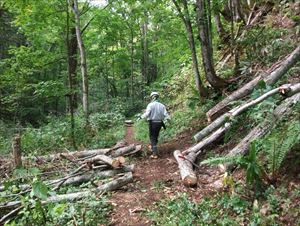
[111,144,142,157]
[194,83,300,142]
[12,135,22,168]
[0,173,133,212]
[85,155,122,168]
[220,92,300,171]
[174,150,197,187]
[207,45,300,121]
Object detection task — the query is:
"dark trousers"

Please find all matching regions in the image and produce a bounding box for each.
[149,121,163,154]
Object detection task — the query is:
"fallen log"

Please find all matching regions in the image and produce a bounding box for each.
[0,165,134,193]
[184,122,232,155]
[220,92,300,171]
[111,144,142,157]
[51,164,134,188]
[110,144,135,157]
[0,172,133,222]
[26,148,111,163]
[194,83,300,142]
[174,150,197,187]
[206,45,300,122]
[84,154,123,168]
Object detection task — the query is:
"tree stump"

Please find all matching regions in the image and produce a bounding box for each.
[12,134,22,168]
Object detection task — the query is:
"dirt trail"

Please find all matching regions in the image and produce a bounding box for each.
[109,125,223,226]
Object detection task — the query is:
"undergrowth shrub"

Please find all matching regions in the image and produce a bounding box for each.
[1,112,125,155]
[149,188,300,226]
[260,118,300,180]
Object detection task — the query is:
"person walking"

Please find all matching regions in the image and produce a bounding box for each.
[139,92,170,159]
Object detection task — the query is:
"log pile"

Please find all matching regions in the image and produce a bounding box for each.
[173,45,300,187]
[0,142,142,224]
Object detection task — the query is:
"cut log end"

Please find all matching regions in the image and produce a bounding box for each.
[183,176,198,187]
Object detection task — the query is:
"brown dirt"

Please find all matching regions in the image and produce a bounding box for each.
[108,125,223,226]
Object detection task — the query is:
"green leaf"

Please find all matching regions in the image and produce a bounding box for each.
[32,180,48,200]
[257,80,266,90]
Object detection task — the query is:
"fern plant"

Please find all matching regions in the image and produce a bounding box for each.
[262,119,300,181]
[201,141,263,190]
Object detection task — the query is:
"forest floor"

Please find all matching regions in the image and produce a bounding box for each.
[108,124,224,226]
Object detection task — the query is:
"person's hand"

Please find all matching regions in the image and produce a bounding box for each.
[136,114,142,122]
[164,118,171,125]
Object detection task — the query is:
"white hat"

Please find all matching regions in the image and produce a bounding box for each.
[150,92,159,98]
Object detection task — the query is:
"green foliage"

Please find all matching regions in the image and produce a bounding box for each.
[149,186,300,226]
[5,194,111,226]
[240,142,263,187]
[202,142,263,190]
[201,155,242,166]
[0,111,125,155]
[261,119,300,179]
[148,193,200,226]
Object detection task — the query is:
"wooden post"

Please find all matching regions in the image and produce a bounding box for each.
[12,134,22,168]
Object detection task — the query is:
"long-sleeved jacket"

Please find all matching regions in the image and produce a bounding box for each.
[141,100,170,121]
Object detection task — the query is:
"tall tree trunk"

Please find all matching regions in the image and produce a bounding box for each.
[66,3,77,149]
[196,0,226,90]
[214,12,226,40]
[172,0,207,97]
[130,27,134,104]
[141,14,149,85]
[69,0,89,125]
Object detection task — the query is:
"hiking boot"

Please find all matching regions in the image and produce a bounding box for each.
[150,154,158,159]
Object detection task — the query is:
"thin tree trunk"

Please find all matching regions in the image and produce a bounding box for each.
[214,12,225,39]
[195,0,226,89]
[69,0,89,125]
[172,0,207,97]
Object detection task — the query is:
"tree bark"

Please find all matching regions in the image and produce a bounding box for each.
[110,144,141,157]
[174,150,197,187]
[206,45,300,121]
[195,0,226,89]
[69,0,89,125]
[172,0,207,97]
[221,92,300,171]
[66,5,77,149]
[214,12,225,40]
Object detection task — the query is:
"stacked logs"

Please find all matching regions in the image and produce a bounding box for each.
[0,141,142,224]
